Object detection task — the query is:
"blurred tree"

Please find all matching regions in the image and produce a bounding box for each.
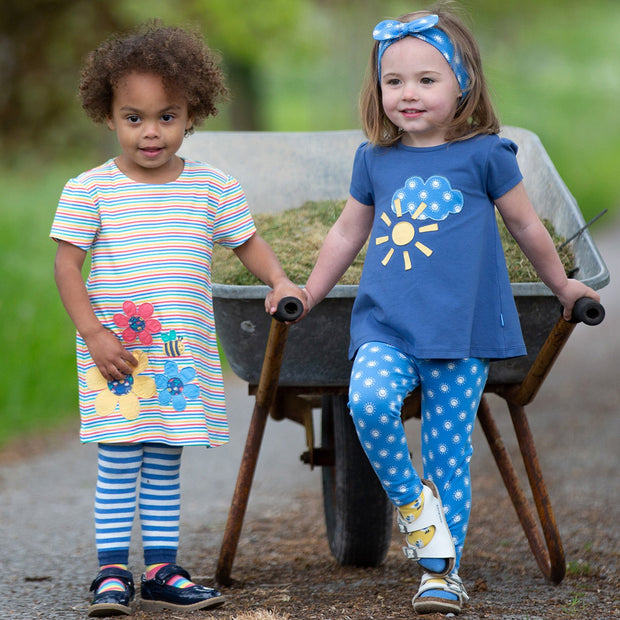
[0,0,552,157]
[178,0,317,130]
[0,0,317,160]
[0,0,128,157]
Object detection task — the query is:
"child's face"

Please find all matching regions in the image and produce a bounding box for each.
[106,72,193,183]
[380,36,462,148]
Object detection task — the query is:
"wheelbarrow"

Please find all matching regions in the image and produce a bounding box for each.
[180,127,609,586]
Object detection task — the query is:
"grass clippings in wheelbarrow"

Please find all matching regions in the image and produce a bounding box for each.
[212,200,574,286]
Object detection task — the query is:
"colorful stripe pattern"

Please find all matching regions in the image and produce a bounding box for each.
[51,159,256,447]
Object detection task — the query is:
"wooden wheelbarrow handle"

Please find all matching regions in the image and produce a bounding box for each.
[216,297,303,586]
[511,298,604,407]
[482,297,605,584]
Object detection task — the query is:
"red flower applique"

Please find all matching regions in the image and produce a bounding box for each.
[113,301,161,346]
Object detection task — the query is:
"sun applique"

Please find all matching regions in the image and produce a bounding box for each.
[85,350,156,420]
[113,301,161,346]
[377,175,464,270]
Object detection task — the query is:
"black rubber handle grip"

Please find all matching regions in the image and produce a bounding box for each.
[272,296,304,322]
[567,297,605,325]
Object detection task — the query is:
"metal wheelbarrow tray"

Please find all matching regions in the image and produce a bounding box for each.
[180,128,609,586]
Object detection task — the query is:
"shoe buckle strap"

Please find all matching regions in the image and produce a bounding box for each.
[419,573,470,603]
[444,574,469,601]
[398,519,418,535]
[153,563,192,585]
[402,545,421,560]
[397,510,438,534]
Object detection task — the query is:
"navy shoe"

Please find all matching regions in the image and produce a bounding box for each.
[88,567,135,617]
[140,564,225,611]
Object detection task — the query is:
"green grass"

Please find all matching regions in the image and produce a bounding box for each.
[213,200,574,286]
[566,559,592,577]
[0,164,82,448]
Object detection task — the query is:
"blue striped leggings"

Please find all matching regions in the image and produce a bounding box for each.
[348,342,489,568]
[95,443,183,566]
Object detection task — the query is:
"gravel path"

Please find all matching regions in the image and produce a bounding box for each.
[1,225,617,619]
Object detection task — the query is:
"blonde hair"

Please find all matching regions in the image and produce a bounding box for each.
[359,2,499,146]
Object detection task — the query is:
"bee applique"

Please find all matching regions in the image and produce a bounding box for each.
[161,330,185,357]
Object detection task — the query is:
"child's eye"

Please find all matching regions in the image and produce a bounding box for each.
[384,78,401,87]
[161,114,175,122]
[421,77,435,85]
[127,115,141,123]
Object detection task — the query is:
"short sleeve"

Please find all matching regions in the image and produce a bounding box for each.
[50,178,100,250]
[349,142,375,206]
[486,137,523,200]
[212,174,256,249]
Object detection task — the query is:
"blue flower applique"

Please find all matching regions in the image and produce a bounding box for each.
[155,361,200,411]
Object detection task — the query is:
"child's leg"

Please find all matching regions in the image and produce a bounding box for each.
[139,443,183,567]
[95,443,143,566]
[138,443,225,610]
[418,358,489,569]
[348,342,423,505]
[415,357,489,607]
[348,342,454,574]
[90,443,143,613]
[139,443,204,586]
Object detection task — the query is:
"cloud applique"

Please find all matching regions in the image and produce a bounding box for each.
[392,176,463,221]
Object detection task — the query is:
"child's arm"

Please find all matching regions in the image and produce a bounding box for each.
[54,240,137,381]
[303,196,374,313]
[495,182,600,320]
[232,233,305,316]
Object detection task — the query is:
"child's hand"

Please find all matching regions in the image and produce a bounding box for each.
[83,327,138,381]
[556,280,601,321]
[265,280,307,322]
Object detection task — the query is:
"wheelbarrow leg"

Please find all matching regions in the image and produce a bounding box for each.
[216,318,291,586]
[477,395,566,584]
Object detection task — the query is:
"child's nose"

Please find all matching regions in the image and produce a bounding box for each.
[402,83,418,100]
[142,120,160,137]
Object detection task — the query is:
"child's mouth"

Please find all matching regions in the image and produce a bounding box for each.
[402,108,424,117]
[141,147,163,158]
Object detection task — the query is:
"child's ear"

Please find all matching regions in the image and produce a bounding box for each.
[185,115,194,133]
[106,115,116,131]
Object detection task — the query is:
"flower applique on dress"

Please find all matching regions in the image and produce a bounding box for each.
[114,301,162,346]
[155,361,200,412]
[85,350,157,420]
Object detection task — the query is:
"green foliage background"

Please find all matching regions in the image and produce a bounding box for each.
[1,0,617,448]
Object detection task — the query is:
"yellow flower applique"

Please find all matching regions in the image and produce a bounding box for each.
[85,350,156,420]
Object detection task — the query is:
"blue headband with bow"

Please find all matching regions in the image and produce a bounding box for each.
[373,15,470,97]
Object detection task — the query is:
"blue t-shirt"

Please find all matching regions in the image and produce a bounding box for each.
[348,134,527,361]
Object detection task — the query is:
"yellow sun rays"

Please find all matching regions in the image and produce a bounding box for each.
[376,198,438,270]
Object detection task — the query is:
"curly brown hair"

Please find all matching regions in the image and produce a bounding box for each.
[79,21,228,133]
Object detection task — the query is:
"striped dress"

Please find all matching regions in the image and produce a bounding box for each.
[50,158,256,447]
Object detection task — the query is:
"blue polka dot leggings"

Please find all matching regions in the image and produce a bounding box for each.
[348,342,489,568]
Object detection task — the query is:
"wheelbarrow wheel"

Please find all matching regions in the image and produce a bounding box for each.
[321,394,393,567]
